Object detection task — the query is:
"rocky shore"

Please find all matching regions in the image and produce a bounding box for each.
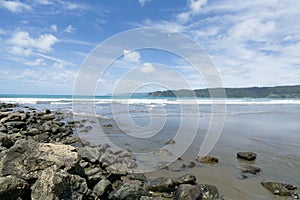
[0,103,299,200]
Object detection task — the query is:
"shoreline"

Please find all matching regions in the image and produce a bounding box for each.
[0,103,299,199]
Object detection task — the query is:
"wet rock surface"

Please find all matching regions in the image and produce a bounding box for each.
[261,181,299,197]
[196,156,219,164]
[237,152,257,161]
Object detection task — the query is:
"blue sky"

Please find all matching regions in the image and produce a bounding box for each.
[0,0,300,95]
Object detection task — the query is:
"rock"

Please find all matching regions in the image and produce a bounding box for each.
[77,146,101,163]
[0,133,14,148]
[5,121,26,129]
[118,157,137,169]
[146,177,175,193]
[45,109,51,114]
[109,183,144,200]
[198,184,219,199]
[31,168,88,200]
[0,124,7,133]
[196,156,219,164]
[166,139,176,145]
[50,124,61,134]
[0,175,29,200]
[0,139,81,180]
[128,173,147,182]
[106,163,128,175]
[93,178,112,197]
[85,167,103,185]
[27,128,40,136]
[115,149,132,158]
[99,152,118,166]
[174,174,197,185]
[103,124,113,128]
[188,161,196,168]
[0,112,28,123]
[154,149,172,156]
[261,182,297,196]
[237,152,257,161]
[239,165,261,175]
[174,184,201,200]
[155,162,169,170]
[41,114,55,121]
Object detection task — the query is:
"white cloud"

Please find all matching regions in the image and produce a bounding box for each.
[123,49,141,63]
[7,30,58,56]
[138,0,151,7]
[50,24,58,32]
[24,58,46,66]
[140,63,155,73]
[64,25,74,33]
[177,12,190,23]
[228,19,276,41]
[188,0,207,14]
[0,0,31,13]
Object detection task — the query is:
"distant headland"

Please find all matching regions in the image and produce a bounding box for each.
[147,85,300,98]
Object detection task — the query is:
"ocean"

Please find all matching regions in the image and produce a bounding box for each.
[1,94,300,199]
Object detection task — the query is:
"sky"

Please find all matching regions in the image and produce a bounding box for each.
[0,0,300,95]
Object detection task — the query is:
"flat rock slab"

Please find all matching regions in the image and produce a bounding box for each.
[196,156,219,165]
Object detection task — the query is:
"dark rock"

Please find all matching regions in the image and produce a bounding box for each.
[237,152,257,161]
[109,183,144,200]
[103,124,113,128]
[239,165,261,175]
[45,109,51,114]
[154,149,172,156]
[50,124,61,134]
[41,114,55,121]
[174,174,196,185]
[77,146,101,163]
[99,152,118,166]
[0,124,7,133]
[27,128,40,136]
[106,163,128,175]
[0,175,29,200]
[0,133,14,148]
[128,173,147,182]
[174,184,201,200]
[196,156,219,164]
[188,161,196,168]
[5,121,26,129]
[93,178,112,197]
[146,177,175,193]
[198,184,219,199]
[261,181,297,196]
[166,139,176,145]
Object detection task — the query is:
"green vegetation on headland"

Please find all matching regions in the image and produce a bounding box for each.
[148,85,300,98]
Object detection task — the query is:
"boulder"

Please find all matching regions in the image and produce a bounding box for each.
[108,183,144,200]
[196,156,219,165]
[239,165,261,175]
[41,114,55,121]
[174,174,197,185]
[0,175,29,200]
[237,152,257,161]
[174,184,201,200]
[198,184,219,199]
[154,149,172,156]
[146,177,175,193]
[261,181,297,197]
[31,168,88,200]
[106,163,128,175]
[93,178,112,197]
[0,139,81,180]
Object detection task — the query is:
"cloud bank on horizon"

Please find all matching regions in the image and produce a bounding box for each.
[0,0,299,94]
